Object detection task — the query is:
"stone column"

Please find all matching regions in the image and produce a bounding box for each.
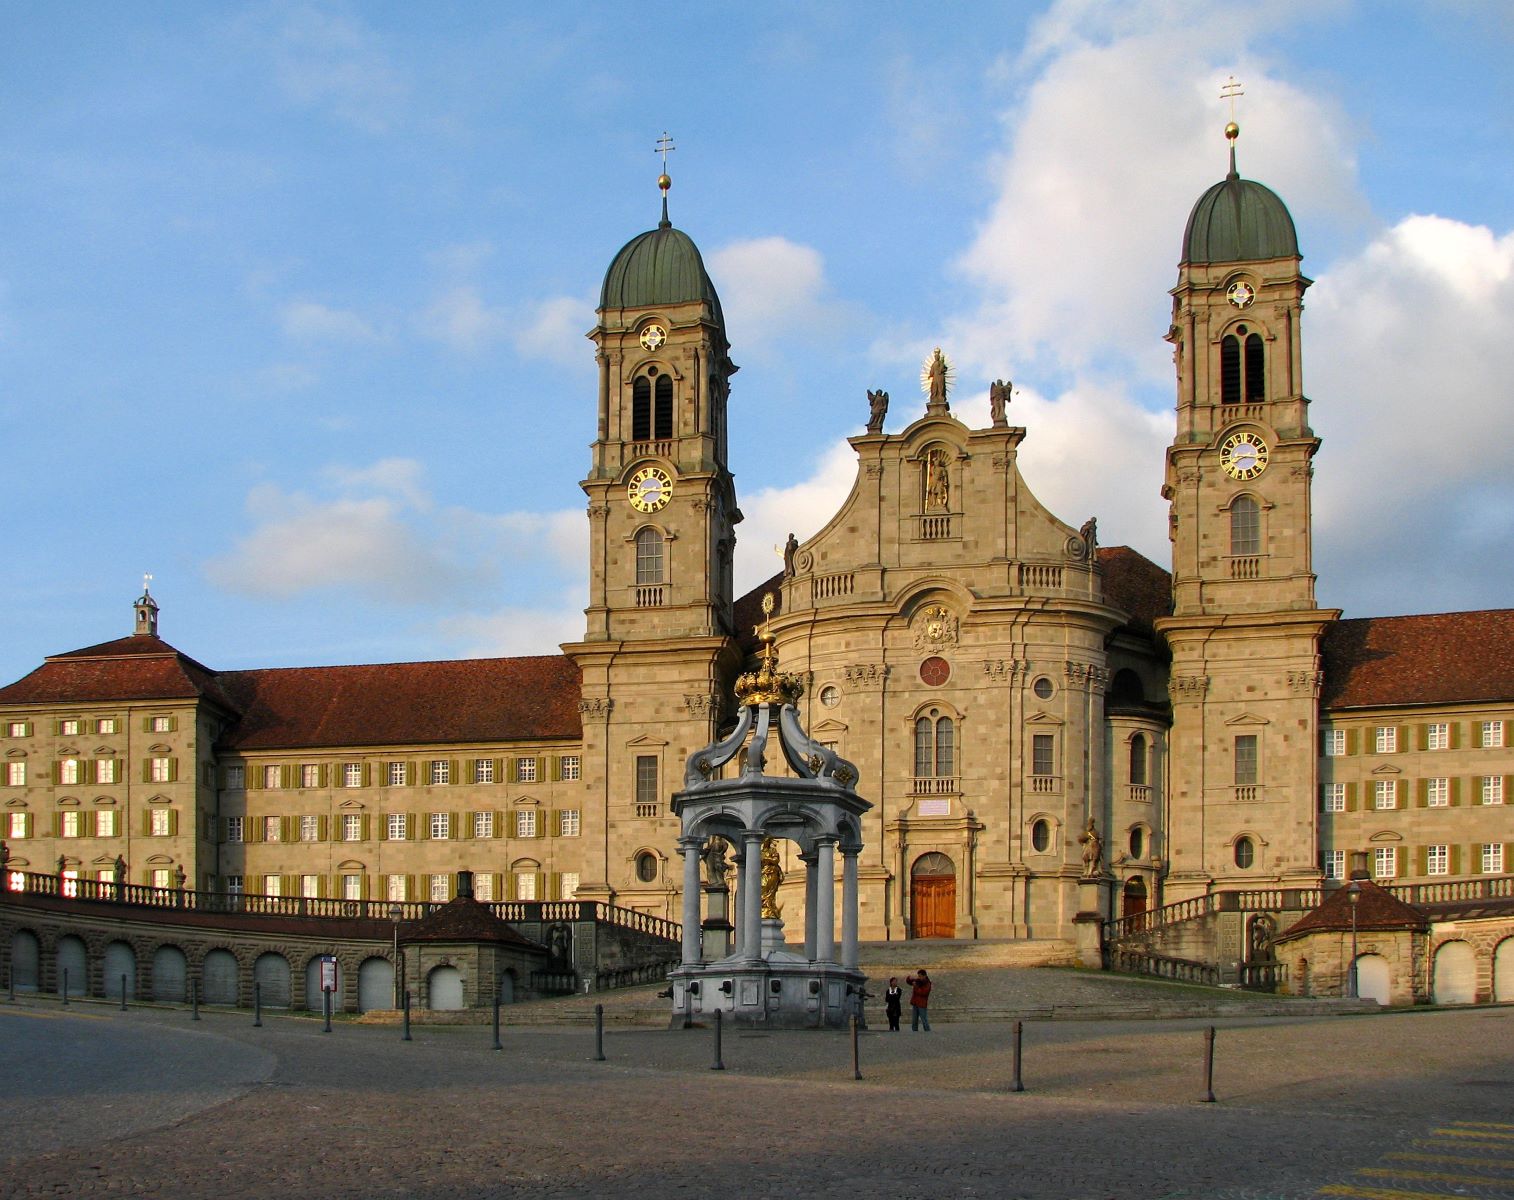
[802,850,818,960]
[841,848,860,970]
[814,837,836,963]
[730,846,745,958]
[679,837,702,966]
[742,831,764,963]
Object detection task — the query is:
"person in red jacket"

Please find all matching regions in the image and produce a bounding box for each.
[906,968,932,1031]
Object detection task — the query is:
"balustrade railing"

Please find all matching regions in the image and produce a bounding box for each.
[1018,563,1063,590]
[1106,947,1220,986]
[1029,775,1060,794]
[1128,784,1151,804]
[635,585,665,607]
[812,571,855,600]
[919,514,955,541]
[1228,555,1262,580]
[910,776,957,795]
[627,440,674,461]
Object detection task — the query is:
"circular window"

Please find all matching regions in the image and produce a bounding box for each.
[1234,837,1255,869]
[1129,827,1145,860]
[920,656,951,686]
[818,684,841,708]
[1032,676,1054,700]
[1031,819,1050,853]
[635,852,658,883]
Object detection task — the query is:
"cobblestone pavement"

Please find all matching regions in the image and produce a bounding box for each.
[1,996,1511,1199]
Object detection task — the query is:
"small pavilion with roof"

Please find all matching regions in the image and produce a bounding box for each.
[668,597,870,1029]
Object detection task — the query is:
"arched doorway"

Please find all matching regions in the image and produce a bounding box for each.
[254,953,290,1008]
[202,949,239,1005]
[356,957,394,1013]
[55,935,87,997]
[1121,878,1148,927]
[1432,941,1475,1005]
[103,942,136,1001]
[10,931,40,992]
[304,957,344,1012]
[1495,938,1514,1003]
[152,946,187,1002]
[910,852,955,939]
[427,965,464,1010]
[1355,953,1391,1005]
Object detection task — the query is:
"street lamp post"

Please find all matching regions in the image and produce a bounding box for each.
[388,902,403,1009]
[1346,881,1361,999]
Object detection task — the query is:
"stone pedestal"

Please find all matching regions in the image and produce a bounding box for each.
[760,916,787,955]
[1074,875,1112,969]
[701,884,733,960]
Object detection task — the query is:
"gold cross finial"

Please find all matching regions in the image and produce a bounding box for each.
[655,131,675,170]
[1220,76,1244,120]
[141,572,153,595]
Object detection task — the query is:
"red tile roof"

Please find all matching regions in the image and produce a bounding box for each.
[1098,546,1172,634]
[402,895,546,950]
[1321,610,1514,710]
[1276,879,1428,942]
[217,656,582,750]
[0,634,237,711]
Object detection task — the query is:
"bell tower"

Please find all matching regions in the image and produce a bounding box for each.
[1157,116,1340,901]
[564,161,743,907]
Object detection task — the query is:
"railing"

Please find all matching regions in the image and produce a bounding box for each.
[1387,876,1514,906]
[1234,785,1259,802]
[1237,960,1288,992]
[1,870,684,944]
[1219,404,1266,422]
[628,440,674,461]
[812,571,855,600]
[635,585,664,607]
[1106,893,1217,942]
[1106,948,1220,986]
[911,776,957,795]
[1029,775,1060,794]
[1128,784,1152,804]
[1228,556,1262,580]
[1019,563,1062,590]
[920,514,954,540]
[529,970,580,996]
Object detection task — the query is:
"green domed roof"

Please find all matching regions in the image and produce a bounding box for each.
[1182,169,1299,264]
[600,215,724,325]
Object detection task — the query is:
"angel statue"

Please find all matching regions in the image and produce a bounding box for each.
[759,837,785,918]
[989,379,1012,426]
[866,388,889,433]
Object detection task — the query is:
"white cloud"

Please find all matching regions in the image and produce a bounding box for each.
[417,285,511,352]
[707,237,850,362]
[949,1,1362,383]
[205,460,586,610]
[435,593,587,659]
[1309,214,1514,614]
[735,441,865,595]
[260,5,408,134]
[514,294,594,365]
[280,299,378,343]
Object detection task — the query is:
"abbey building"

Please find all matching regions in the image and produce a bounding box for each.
[1,147,1509,954]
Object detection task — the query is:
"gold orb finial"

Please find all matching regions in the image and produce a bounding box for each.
[658,173,671,193]
[1224,121,1240,142]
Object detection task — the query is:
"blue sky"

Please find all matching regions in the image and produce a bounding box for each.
[2,1,1511,683]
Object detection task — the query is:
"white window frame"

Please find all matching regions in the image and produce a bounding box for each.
[386,874,407,901]
[387,761,406,787]
[429,874,449,902]
[150,716,172,733]
[342,874,363,900]
[301,764,320,788]
[343,762,363,788]
[560,755,581,781]
[429,760,450,786]
[1373,847,1398,878]
[7,762,25,786]
[226,816,244,843]
[264,815,281,842]
[97,758,117,784]
[60,719,80,736]
[5,812,24,838]
[385,813,406,841]
[263,765,280,788]
[1323,729,1346,757]
[473,873,494,902]
[474,758,495,784]
[96,809,118,837]
[1426,844,1449,876]
[151,868,173,890]
[429,812,450,840]
[1322,784,1346,813]
[1324,850,1345,880]
[300,814,320,842]
[1426,723,1449,750]
[301,874,320,899]
[1483,843,1505,874]
[97,718,117,734]
[1426,778,1449,807]
[1374,727,1397,754]
[225,875,244,896]
[224,765,244,789]
[473,811,494,839]
[150,808,171,837]
[1484,776,1505,805]
[559,871,579,900]
[1373,780,1397,810]
[559,808,580,837]
[59,759,80,785]
[515,809,537,838]
[515,872,537,901]
[149,757,171,784]
[60,810,82,838]
[342,813,362,841]
[263,874,282,898]
[1482,720,1505,748]
[517,758,537,784]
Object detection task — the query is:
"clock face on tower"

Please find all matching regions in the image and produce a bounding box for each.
[627,465,674,512]
[1226,281,1256,309]
[639,324,667,351]
[1219,431,1269,480]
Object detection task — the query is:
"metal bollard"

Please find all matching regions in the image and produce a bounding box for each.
[1203,1025,1216,1103]
[401,990,411,1042]
[851,1014,862,1080]
[191,978,200,1021]
[1011,1020,1025,1092]
[322,989,332,1033]
[492,997,502,1051]
[710,1008,725,1071]
[62,967,69,1007]
[120,973,128,1011]
[593,1003,605,1061]
[8,968,14,1003]
[253,981,262,1027]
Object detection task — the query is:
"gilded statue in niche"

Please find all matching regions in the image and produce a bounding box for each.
[924,448,950,511]
[760,837,784,918]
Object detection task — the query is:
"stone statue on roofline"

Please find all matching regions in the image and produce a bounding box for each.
[866,388,889,433]
[989,378,1011,426]
[1079,818,1104,877]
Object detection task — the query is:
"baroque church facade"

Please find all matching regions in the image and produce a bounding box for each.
[2,144,1510,953]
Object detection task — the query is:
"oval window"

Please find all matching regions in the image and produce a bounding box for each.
[819,684,841,708]
[1234,837,1255,869]
[1129,827,1145,860]
[1032,676,1054,700]
[1030,819,1050,853]
[635,852,658,883]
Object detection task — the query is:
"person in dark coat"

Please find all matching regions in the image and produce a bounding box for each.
[906,968,932,1032]
[884,977,903,1031]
